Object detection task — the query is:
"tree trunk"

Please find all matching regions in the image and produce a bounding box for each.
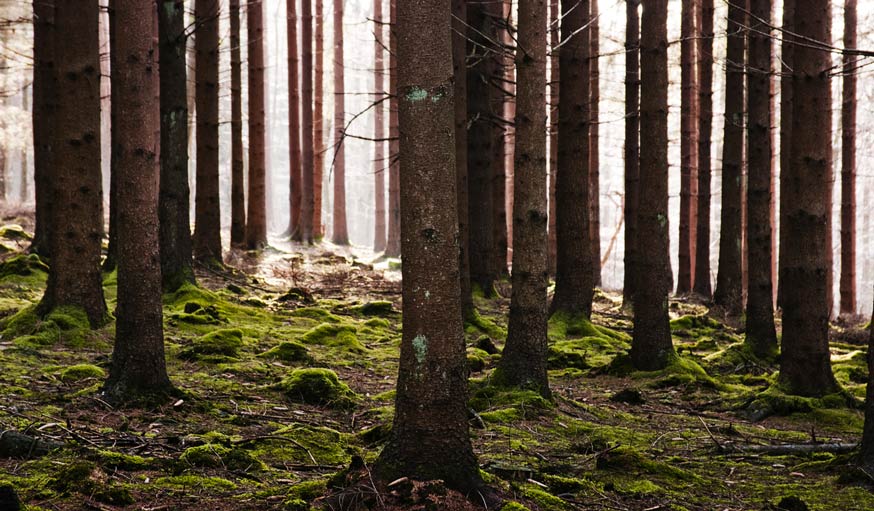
[19,86,29,204]
[384,0,401,257]
[677,0,698,295]
[631,0,674,371]
[547,0,559,277]
[230,0,246,247]
[744,0,777,359]
[862,287,874,468]
[331,0,349,245]
[491,2,508,280]
[623,0,640,307]
[496,0,550,398]
[373,0,485,495]
[589,0,601,287]
[193,0,223,263]
[105,6,119,272]
[30,0,54,256]
[373,0,387,252]
[312,0,324,239]
[779,0,838,397]
[839,0,857,316]
[104,0,174,402]
[453,0,471,315]
[503,0,516,270]
[713,0,746,316]
[300,0,315,243]
[37,0,107,327]
[246,0,268,249]
[777,0,794,310]
[288,0,303,240]
[550,0,592,320]
[0,72,5,201]
[693,0,714,298]
[159,0,195,292]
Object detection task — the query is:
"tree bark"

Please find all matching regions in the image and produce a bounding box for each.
[631,0,674,370]
[744,0,777,359]
[37,0,107,327]
[103,0,174,402]
[193,0,223,263]
[502,0,516,270]
[623,0,640,307]
[589,0,601,287]
[779,0,838,397]
[777,0,794,310]
[384,0,401,257]
[491,2,508,280]
[331,0,349,245]
[373,0,387,252]
[453,0,471,315]
[30,0,55,257]
[693,0,714,298]
[547,0,559,277]
[105,4,119,272]
[839,0,857,316]
[713,0,746,316]
[677,0,699,295]
[496,0,550,398]
[312,0,325,239]
[246,0,268,249]
[862,286,874,468]
[300,0,315,243]
[551,0,592,319]
[373,0,485,495]
[230,0,246,247]
[288,0,303,240]
[159,0,195,292]
[19,86,29,204]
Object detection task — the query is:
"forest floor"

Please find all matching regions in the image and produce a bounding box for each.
[0,209,873,511]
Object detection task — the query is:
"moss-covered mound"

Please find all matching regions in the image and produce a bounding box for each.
[179,328,244,361]
[0,225,32,242]
[0,254,48,280]
[59,364,105,383]
[259,340,312,363]
[179,444,266,471]
[299,323,366,352]
[279,368,359,407]
[352,301,395,317]
[1,305,96,348]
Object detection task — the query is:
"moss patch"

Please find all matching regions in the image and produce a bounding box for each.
[59,364,105,383]
[179,328,244,361]
[279,368,359,407]
[259,340,312,364]
[299,323,366,352]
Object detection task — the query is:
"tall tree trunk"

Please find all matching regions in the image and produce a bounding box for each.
[862,286,874,468]
[589,0,601,287]
[193,0,223,263]
[19,86,29,203]
[30,0,55,256]
[37,0,107,327]
[465,0,497,292]
[503,0,516,269]
[312,0,324,239]
[839,0,857,316]
[744,0,777,359]
[384,0,401,257]
[288,0,303,239]
[453,0,471,315]
[230,0,246,247]
[300,0,315,243]
[713,0,746,316]
[677,0,699,294]
[779,0,837,397]
[491,2,508,280]
[373,0,387,251]
[551,0,592,319]
[246,0,268,249]
[104,0,174,402]
[331,0,349,245]
[547,0,559,277]
[693,0,714,298]
[623,0,640,307]
[372,0,486,495]
[159,0,195,292]
[105,5,119,272]
[0,71,5,201]
[777,0,794,310]
[631,0,674,370]
[496,0,550,398]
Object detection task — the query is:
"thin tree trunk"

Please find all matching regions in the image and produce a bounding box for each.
[373,0,386,251]
[19,86,28,204]
[693,0,714,298]
[30,0,54,256]
[331,0,349,245]
[862,286,874,468]
[0,69,5,201]
[777,0,794,310]
[631,0,674,370]
[779,0,838,397]
[503,0,515,268]
[288,0,303,240]
[301,0,315,243]
[589,0,601,287]
[230,0,246,247]
[550,0,592,319]
[547,0,559,277]
[104,0,174,402]
[193,0,223,263]
[37,0,107,327]
[312,0,324,239]
[104,4,119,272]
[713,0,746,316]
[491,2,508,280]
[744,0,777,359]
[246,0,268,249]
[623,0,640,306]
[372,0,486,495]
[453,0,471,315]
[384,0,401,257]
[677,0,699,294]
[839,0,857,316]
[159,0,195,292]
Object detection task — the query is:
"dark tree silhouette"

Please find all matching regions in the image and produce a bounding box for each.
[385,0,401,257]
[452,0,471,314]
[287,0,303,239]
[839,0,857,316]
[677,0,698,295]
[547,0,559,277]
[589,0,601,287]
[777,0,794,310]
[30,0,55,257]
[313,0,325,239]
[331,0,349,245]
[300,0,316,244]
[230,0,246,247]
[623,0,640,307]
[693,0,714,298]
[246,0,268,249]
[373,0,387,252]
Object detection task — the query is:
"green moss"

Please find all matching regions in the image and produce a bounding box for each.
[0,254,48,279]
[253,425,351,466]
[540,474,602,495]
[595,446,701,483]
[286,479,328,501]
[364,317,392,329]
[612,479,663,496]
[49,461,98,492]
[2,305,96,348]
[154,475,237,491]
[500,502,531,511]
[353,301,395,316]
[745,384,859,422]
[465,308,506,340]
[59,364,105,383]
[282,498,309,510]
[180,328,244,361]
[290,307,342,323]
[470,384,553,417]
[521,486,570,511]
[0,225,32,241]
[259,340,312,363]
[630,355,720,389]
[179,444,265,471]
[95,450,154,470]
[479,407,522,423]
[279,368,359,407]
[703,342,775,375]
[299,323,365,352]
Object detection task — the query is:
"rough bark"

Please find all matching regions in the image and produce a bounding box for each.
[713,0,746,316]
[452,0,471,314]
[491,2,508,280]
[496,0,550,398]
[300,0,315,243]
[373,0,386,251]
[502,0,516,269]
[30,0,55,256]
[623,0,640,306]
[159,0,195,292]
[193,0,223,263]
[37,0,107,327]
[839,0,857,316]
[677,0,699,295]
[384,0,401,257]
[331,0,349,245]
[693,0,714,298]
[631,0,674,370]
[862,288,874,468]
[313,0,324,239]
[230,0,246,247]
[589,0,601,287]
[103,0,174,402]
[744,0,777,359]
[547,0,559,277]
[779,0,838,397]
[246,0,268,249]
[19,86,29,204]
[373,0,485,495]
[777,0,794,310]
[288,0,303,239]
[105,4,119,272]
[550,0,592,319]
